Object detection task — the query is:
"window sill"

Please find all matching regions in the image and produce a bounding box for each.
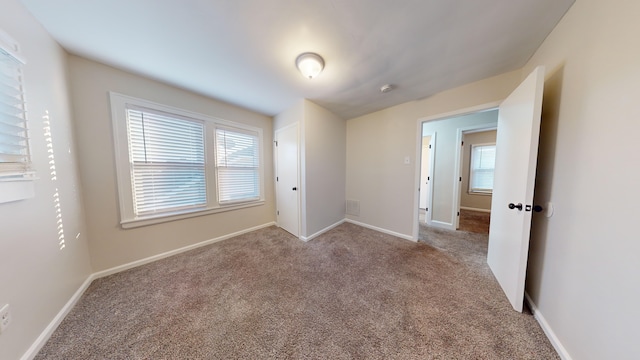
[0,178,35,204]
[468,191,493,196]
[120,200,265,229]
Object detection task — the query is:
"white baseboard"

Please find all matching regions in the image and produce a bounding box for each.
[525,292,572,360]
[460,206,491,213]
[23,221,276,360]
[345,219,415,242]
[21,275,95,360]
[429,220,455,231]
[93,222,276,279]
[300,219,345,242]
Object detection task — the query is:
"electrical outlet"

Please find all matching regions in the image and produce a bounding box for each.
[0,304,11,333]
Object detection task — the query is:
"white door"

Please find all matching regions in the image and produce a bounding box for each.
[275,124,300,237]
[419,135,432,211]
[487,66,545,312]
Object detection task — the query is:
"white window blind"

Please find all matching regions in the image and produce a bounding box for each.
[469,144,496,193]
[127,108,206,216]
[0,46,31,178]
[215,127,260,203]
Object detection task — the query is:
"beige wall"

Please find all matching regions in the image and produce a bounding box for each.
[460,130,497,211]
[421,110,498,225]
[67,56,275,272]
[274,100,346,239]
[345,71,519,237]
[274,100,303,130]
[303,100,346,237]
[0,2,92,359]
[521,0,640,358]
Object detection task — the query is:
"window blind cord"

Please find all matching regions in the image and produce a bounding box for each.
[141,112,148,163]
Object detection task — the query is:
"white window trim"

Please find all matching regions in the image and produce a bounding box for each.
[0,29,35,204]
[468,142,496,195]
[110,92,264,228]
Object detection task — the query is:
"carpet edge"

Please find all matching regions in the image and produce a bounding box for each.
[525,292,573,360]
[93,221,277,279]
[344,219,415,242]
[21,275,95,360]
[22,221,276,360]
[300,219,345,242]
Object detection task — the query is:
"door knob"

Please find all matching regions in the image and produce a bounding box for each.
[508,203,523,211]
[292,187,297,191]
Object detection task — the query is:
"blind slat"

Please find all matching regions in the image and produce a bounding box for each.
[0,45,29,177]
[216,128,260,203]
[127,107,207,216]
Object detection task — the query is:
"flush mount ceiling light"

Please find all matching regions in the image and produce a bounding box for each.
[296,52,324,79]
[380,84,395,93]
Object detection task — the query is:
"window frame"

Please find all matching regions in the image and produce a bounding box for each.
[110,92,264,229]
[468,142,496,195]
[214,125,261,205]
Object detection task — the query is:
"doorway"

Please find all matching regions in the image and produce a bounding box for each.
[415,108,499,237]
[413,66,545,312]
[454,127,497,234]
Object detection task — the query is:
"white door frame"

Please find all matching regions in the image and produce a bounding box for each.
[419,132,436,226]
[412,102,501,240]
[453,124,497,229]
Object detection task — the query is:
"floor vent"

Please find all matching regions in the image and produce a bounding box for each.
[346,199,360,216]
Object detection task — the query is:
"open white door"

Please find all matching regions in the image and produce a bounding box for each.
[275,124,300,237]
[419,135,433,223]
[487,66,545,312]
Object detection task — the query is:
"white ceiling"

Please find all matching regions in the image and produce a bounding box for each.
[19,0,574,119]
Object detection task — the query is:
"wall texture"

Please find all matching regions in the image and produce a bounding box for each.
[521,0,640,358]
[0,2,92,359]
[67,56,275,272]
[303,100,346,238]
[460,130,497,211]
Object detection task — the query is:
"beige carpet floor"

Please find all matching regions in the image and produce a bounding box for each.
[35,223,558,359]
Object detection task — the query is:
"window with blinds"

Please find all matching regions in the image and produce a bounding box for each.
[111,92,264,228]
[215,127,260,203]
[0,45,31,179]
[126,108,207,216]
[469,144,496,194]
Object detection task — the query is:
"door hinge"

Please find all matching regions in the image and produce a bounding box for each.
[427,176,430,181]
[274,141,278,146]
[276,176,278,181]
[457,211,460,216]
[277,210,279,215]
[429,144,432,149]
[459,177,462,182]
[461,141,464,146]
[426,207,429,211]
